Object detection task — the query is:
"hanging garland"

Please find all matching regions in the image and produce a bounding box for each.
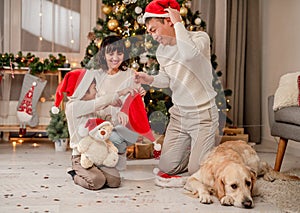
[0,51,70,76]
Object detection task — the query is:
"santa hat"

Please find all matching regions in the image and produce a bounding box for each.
[17,81,36,123]
[51,69,87,114]
[78,118,111,137]
[121,92,155,142]
[142,0,180,23]
[153,168,188,188]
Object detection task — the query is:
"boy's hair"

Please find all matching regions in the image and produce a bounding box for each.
[145,17,165,25]
[98,35,129,71]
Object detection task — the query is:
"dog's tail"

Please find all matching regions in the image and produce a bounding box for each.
[260,162,300,181]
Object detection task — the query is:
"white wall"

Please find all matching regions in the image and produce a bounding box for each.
[261,0,300,153]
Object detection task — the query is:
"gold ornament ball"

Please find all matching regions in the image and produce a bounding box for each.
[107,19,119,31]
[102,5,112,15]
[119,4,126,13]
[144,41,153,49]
[124,39,131,48]
[131,61,140,70]
[180,6,188,16]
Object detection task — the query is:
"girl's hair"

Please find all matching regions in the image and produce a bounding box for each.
[98,35,129,71]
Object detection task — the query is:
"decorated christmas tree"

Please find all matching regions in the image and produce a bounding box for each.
[81,0,232,134]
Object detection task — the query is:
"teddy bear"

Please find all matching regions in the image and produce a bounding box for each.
[77,118,119,169]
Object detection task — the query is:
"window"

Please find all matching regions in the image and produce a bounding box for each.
[3,0,97,68]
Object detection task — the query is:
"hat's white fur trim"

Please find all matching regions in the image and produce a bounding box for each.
[142,12,169,24]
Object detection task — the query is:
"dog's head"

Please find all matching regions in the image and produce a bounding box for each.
[214,161,256,208]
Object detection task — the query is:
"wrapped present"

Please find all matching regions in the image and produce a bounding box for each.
[223,127,244,135]
[135,141,154,159]
[220,134,249,143]
[126,145,135,159]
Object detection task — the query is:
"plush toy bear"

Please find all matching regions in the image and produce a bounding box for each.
[77,118,119,169]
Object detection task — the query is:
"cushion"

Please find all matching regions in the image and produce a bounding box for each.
[274,106,300,126]
[273,72,300,111]
[298,75,300,106]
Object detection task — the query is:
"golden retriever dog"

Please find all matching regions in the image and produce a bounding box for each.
[184,140,299,209]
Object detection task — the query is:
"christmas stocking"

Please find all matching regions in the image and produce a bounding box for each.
[17,73,47,134]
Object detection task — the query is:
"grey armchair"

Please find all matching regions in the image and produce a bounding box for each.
[268,95,300,171]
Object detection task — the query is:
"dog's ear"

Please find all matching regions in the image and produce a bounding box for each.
[214,176,225,199]
[247,166,257,194]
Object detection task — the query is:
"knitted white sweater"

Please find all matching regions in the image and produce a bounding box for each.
[152,22,217,111]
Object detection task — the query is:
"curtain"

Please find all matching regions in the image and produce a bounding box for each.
[226,0,261,142]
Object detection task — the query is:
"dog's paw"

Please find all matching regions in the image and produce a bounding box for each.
[220,195,234,206]
[199,193,213,204]
[263,172,275,182]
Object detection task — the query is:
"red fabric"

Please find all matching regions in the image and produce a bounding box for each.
[85,118,107,132]
[298,75,300,106]
[157,171,181,179]
[145,0,180,15]
[54,69,86,108]
[121,93,155,142]
[17,84,34,115]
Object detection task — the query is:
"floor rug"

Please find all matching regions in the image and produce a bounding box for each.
[255,168,300,213]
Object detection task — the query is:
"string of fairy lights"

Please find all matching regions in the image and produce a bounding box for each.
[38,0,75,48]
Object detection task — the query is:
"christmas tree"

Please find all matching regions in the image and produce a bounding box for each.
[81,0,232,134]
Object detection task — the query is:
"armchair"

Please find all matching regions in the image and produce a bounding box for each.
[268,95,300,171]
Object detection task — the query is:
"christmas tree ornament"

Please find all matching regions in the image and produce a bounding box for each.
[134,21,140,30]
[139,52,148,64]
[144,41,153,49]
[122,0,130,5]
[107,19,119,31]
[119,4,126,13]
[153,141,161,159]
[137,14,144,24]
[194,17,202,25]
[131,61,140,70]
[185,0,192,8]
[124,39,131,48]
[180,6,188,16]
[102,5,113,15]
[135,6,142,14]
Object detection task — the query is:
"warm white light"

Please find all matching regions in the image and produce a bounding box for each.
[39,13,43,16]
[32,143,39,147]
[12,141,17,146]
[39,37,43,41]
[70,39,74,44]
[18,139,23,143]
[69,16,73,20]
[150,100,153,103]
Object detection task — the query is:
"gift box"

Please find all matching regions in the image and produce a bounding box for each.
[223,127,244,135]
[220,134,249,143]
[135,141,154,159]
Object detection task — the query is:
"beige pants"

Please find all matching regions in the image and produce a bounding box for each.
[71,155,121,190]
[158,105,219,175]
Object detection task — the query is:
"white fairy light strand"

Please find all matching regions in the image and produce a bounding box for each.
[39,0,43,41]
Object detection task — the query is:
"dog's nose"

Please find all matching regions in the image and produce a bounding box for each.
[242,198,253,208]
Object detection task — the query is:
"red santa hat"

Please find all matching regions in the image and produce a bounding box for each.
[142,0,180,23]
[78,118,111,137]
[51,69,86,114]
[121,92,155,142]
